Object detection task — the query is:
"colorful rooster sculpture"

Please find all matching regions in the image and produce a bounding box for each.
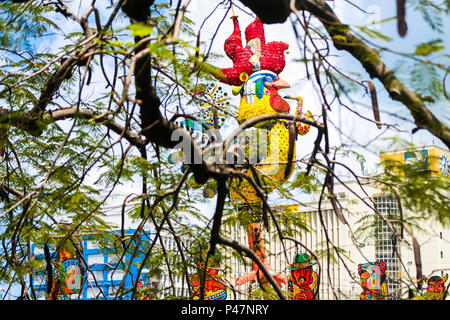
[206,15,313,290]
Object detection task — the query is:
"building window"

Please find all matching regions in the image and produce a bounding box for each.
[109,269,125,281]
[107,254,120,264]
[33,290,46,300]
[87,240,100,250]
[87,270,104,282]
[86,287,101,299]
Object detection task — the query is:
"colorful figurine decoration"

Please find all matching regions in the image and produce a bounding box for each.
[288,253,318,300]
[209,15,313,290]
[423,274,448,300]
[358,261,388,300]
[219,16,289,87]
[45,274,63,300]
[44,247,84,300]
[58,248,83,296]
[189,246,227,300]
[189,268,228,300]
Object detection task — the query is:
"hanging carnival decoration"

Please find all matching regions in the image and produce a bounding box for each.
[423,274,448,300]
[58,248,84,296]
[188,245,227,300]
[358,261,388,300]
[43,246,84,300]
[208,14,313,290]
[288,253,318,300]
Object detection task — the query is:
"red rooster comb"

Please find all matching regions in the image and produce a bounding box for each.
[217,16,289,86]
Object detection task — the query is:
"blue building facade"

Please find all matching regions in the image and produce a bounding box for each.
[31,229,155,300]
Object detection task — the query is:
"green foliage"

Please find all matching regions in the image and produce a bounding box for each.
[356,26,392,42]
[380,159,450,226]
[128,23,154,38]
[250,285,280,300]
[0,1,57,49]
[409,0,450,33]
[393,59,446,103]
